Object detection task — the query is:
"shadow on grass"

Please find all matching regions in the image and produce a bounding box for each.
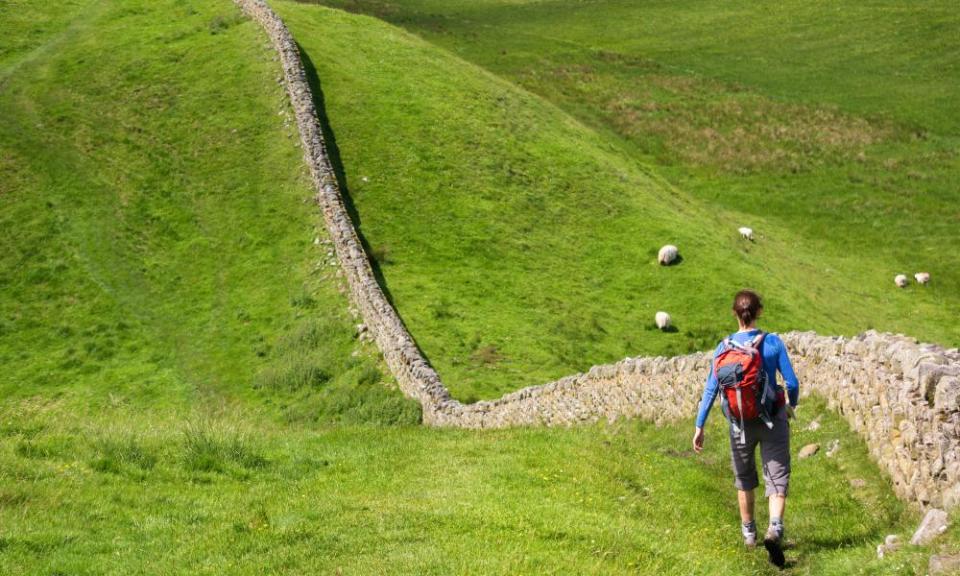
[296,44,397,308]
[296,44,440,390]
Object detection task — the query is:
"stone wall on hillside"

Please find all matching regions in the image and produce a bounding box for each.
[431,330,960,510]
[233,0,959,511]
[231,0,457,422]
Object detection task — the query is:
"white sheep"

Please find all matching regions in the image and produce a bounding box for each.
[657,244,678,265]
[738,227,754,241]
[655,311,672,330]
[914,272,930,285]
[894,274,908,288]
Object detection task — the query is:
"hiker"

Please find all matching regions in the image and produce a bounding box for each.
[691,289,799,568]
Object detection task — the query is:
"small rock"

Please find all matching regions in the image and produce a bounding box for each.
[798,443,820,459]
[805,417,821,432]
[910,508,950,545]
[876,534,901,559]
[850,478,867,488]
[826,439,840,458]
[930,553,960,575]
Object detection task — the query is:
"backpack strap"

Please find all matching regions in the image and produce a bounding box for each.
[754,332,777,429]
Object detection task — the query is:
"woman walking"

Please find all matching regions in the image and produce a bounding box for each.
[692,289,799,569]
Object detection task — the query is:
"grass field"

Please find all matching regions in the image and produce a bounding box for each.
[280,0,958,400]
[2,395,953,575]
[1,0,958,573]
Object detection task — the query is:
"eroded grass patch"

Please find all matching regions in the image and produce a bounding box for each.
[541,58,898,174]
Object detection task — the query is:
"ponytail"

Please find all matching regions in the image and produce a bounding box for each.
[733,290,762,326]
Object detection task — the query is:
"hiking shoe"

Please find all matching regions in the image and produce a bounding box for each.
[763,526,786,568]
[741,521,757,549]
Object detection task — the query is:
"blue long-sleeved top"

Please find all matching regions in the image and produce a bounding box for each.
[695,329,799,428]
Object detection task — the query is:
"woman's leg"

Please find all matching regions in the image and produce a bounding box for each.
[769,493,786,523]
[738,489,755,522]
[731,423,762,546]
[759,410,791,567]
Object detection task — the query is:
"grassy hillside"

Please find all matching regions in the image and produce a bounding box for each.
[0,0,416,424]
[278,0,958,401]
[314,0,959,133]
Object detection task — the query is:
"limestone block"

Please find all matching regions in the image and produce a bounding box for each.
[929,554,960,575]
[935,376,960,414]
[798,444,820,459]
[910,509,950,545]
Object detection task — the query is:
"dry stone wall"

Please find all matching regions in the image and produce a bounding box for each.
[232,0,457,423]
[234,0,959,510]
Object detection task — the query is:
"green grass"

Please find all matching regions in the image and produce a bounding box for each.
[315,0,958,133]
[1,396,954,575]
[1,0,957,573]
[278,0,958,400]
[0,0,416,423]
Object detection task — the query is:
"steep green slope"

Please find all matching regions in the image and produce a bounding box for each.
[0,0,417,423]
[277,1,957,401]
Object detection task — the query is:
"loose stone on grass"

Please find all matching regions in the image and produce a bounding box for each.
[798,443,820,459]
[877,534,901,559]
[929,553,960,575]
[910,509,950,545]
[826,439,840,457]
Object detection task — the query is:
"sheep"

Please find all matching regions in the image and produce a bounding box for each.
[738,227,754,241]
[655,311,672,330]
[657,244,679,266]
[894,274,908,288]
[914,272,930,285]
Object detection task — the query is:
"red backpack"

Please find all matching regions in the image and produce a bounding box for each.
[713,332,775,443]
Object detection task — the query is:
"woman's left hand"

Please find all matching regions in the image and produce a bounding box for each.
[692,427,705,453]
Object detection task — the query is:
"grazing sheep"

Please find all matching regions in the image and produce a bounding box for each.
[655,311,672,330]
[894,274,908,288]
[738,227,754,241]
[658,244,679,265]
[915,272,930,285]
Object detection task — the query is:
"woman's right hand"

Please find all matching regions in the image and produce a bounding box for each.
[692,427,705,453]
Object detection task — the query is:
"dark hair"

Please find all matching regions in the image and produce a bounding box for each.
[733,290,763,326]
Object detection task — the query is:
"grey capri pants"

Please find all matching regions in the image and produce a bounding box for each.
[729,407,791,496]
